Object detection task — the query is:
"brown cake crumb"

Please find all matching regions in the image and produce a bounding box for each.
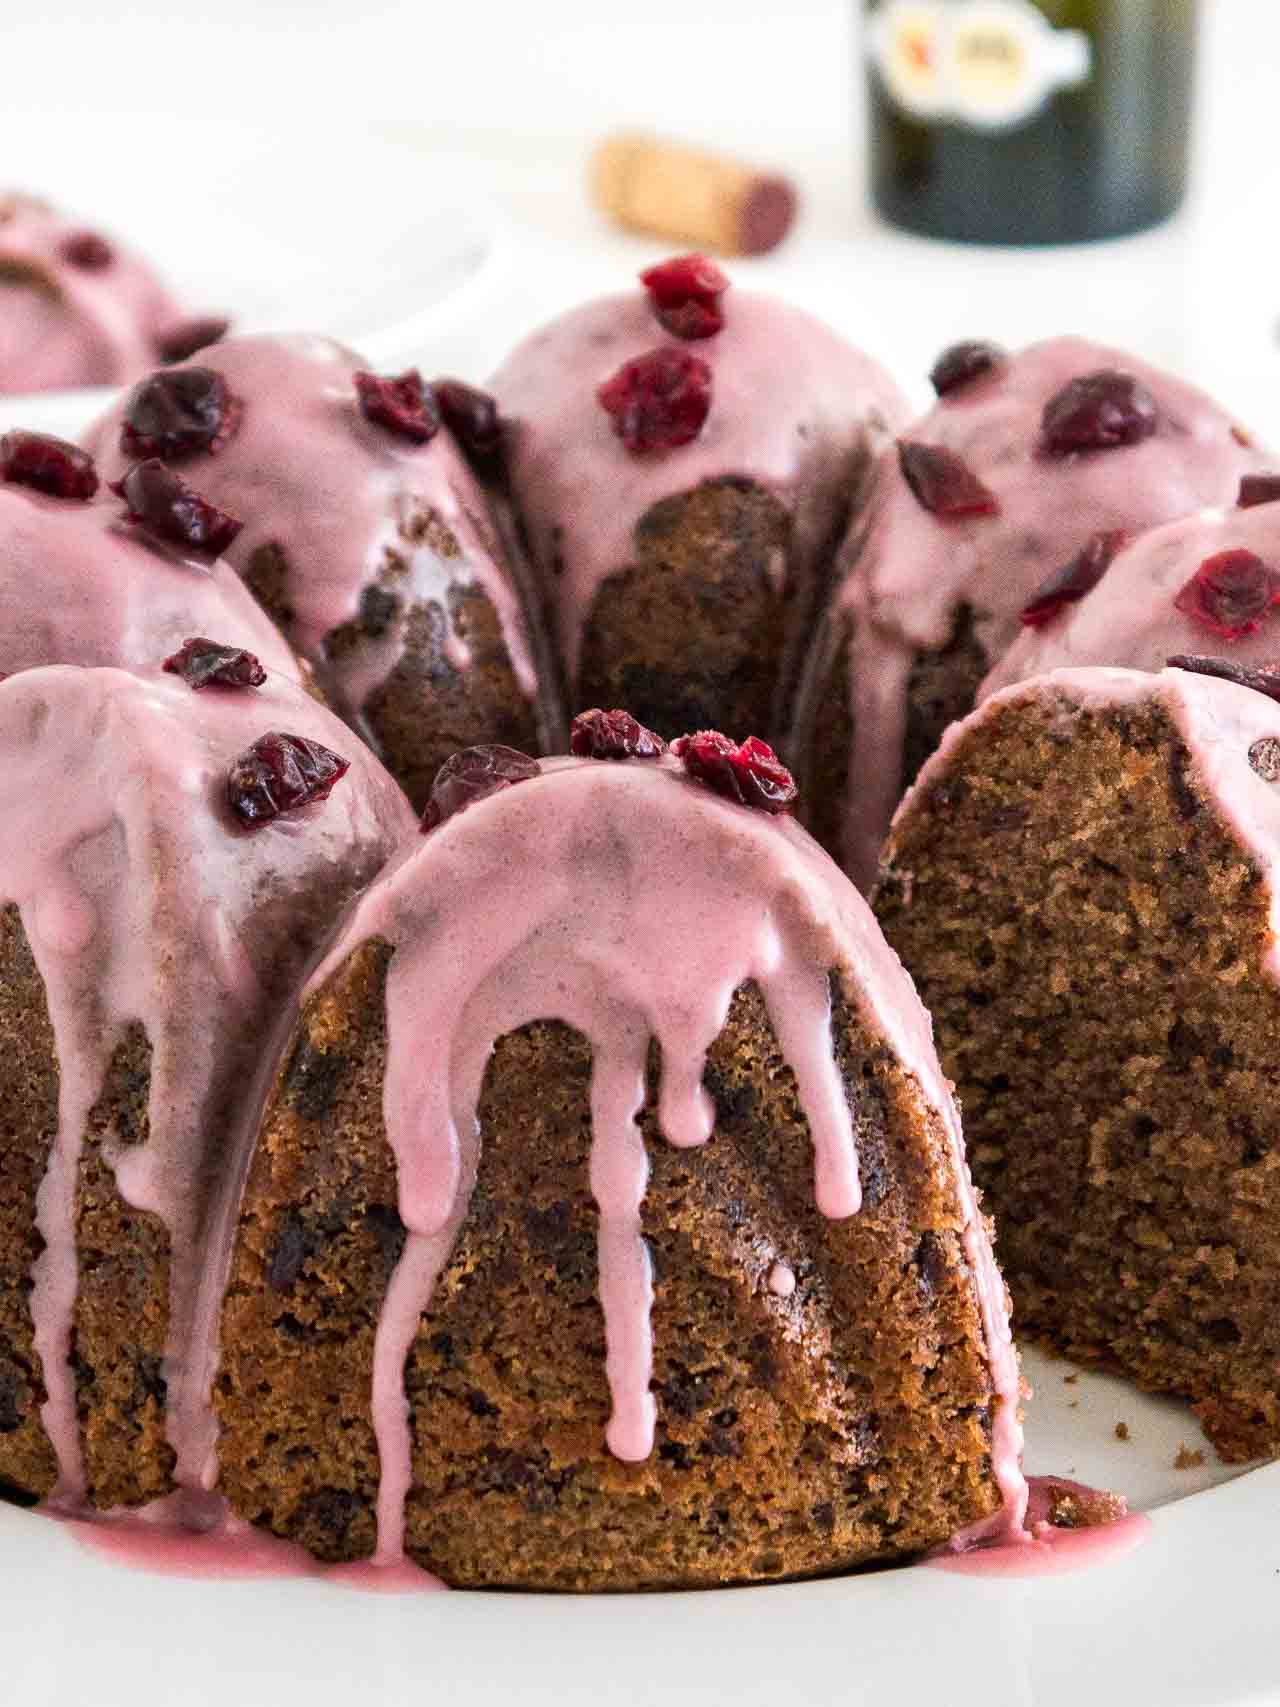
[1114,1422,1130,1441]
[1175,1444,1206,1470]
[1043,1480,1128,1530]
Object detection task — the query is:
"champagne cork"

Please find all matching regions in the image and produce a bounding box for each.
[590,132,798,257]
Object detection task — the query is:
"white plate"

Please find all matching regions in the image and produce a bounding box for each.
[2,1345,1275,1707]
[0,116,503,432]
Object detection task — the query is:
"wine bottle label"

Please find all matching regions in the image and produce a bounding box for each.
[866,0,1091,130]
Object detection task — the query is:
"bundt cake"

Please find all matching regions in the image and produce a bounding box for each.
[488,257,908,744]
[983,473,1280,695]
[874,662,1280,1461]
[793,335,1266,885]
[0,434,300,684]
[210,730,1024,1588]
[0,194,219,394]
[0,663,413,1513]
[85,335,559,812]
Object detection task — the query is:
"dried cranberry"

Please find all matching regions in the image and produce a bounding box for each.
[672,730,797,814]
[121,367,241,461]
[1041,370,1158,455]
[1019,529,1128,629]
[598,347,712,453]
[354,368,440,445]
[60,231,113,270]
[1167,654,1280,704]
[1238,473,1280,510]
[227,731,350,828]
[421,744,539,832]
[898,441,999,519]
[1173,549,1280,640]
[163,637,267,690]
[156,317,231,365]
[929,339,1007,398]
[432,378,502,460]
[0,430,98,500]
[640,254,730,340]
[569,708,666,759]
[112,460,242,558]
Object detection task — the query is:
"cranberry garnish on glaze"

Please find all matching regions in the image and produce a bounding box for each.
[432,378,502,460]
[640,254,730,340]
[898,441,999,519]
[59,231,114,270]
[0,430,98,500]
[1019,529,1128,629]
[112,460,243,558]
[598,347,713,453]
[156,317,231,365]
[227,731,350,828]
[1166,654,1280,705]
[163,637,267,690]
[672,730,797,814]
[1040,370,1158,455]
[570,708,667,759]
[354,368,440,445]
[421,744,540,833]
[121,367,241,461]
[1173,548,1280,640]
[1238,472,1280,510]
[929,339,1007,398]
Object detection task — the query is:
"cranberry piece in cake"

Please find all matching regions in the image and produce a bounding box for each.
[59,230,114,270]
[354,368,441,445]
[227,731,350,827]
[432,378,502,461]
[640,254,730,340]
[1041,370,1159,455]
[0,431,98,500]
[113,460,243,558]
[421,744,540,832]
[898,442,999,520]
[597,347,713,453]
[929,339,1007,398]
[569,708,666,759]
[1019,530,1127,629]
[672,730,797,813]
[163,637,267,690]
[1238,473,1280,510]
[1173,549,1280,640]
[121,366,241,461]
[1167,654,1280,705]
[156,317,231,365]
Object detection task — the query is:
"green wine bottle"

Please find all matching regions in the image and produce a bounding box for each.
[863,0,1198,245]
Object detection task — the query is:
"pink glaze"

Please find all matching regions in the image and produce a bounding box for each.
[0,665,413,1508]
[803,336,1266,888]
[927,1478,1148,1578]
[85,335,547,753]
[297,753,1027,1564]
[0,484,300,684]
[983,499,1280,699]
[489,286,908,702]
[0,195,188,393]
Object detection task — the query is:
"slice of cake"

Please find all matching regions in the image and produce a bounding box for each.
[875,662,1280,1461]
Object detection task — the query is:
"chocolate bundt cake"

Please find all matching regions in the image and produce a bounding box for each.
[0,194,216,394]
[983,474,1280,695]
[85,336,558,813]
[875,663,1280,1461]
[212,737,1023,1588]
[488,257,907,744]
[794,336,1266,885]
[0,664,413,1512]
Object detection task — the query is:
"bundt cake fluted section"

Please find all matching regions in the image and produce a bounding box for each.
[874,664,1280,1461]
[213,749,1023,1589]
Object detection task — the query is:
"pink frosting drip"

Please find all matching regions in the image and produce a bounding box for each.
[0,665,414,1507]
[813,336,1266,888]
[0,485,301,685]
[85,335,540,742]
[489,289,908,692]
[983,500,1280,699]
[297,754,1026,1563]
[0,196,187,393]
[927,1477,1148,1578]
